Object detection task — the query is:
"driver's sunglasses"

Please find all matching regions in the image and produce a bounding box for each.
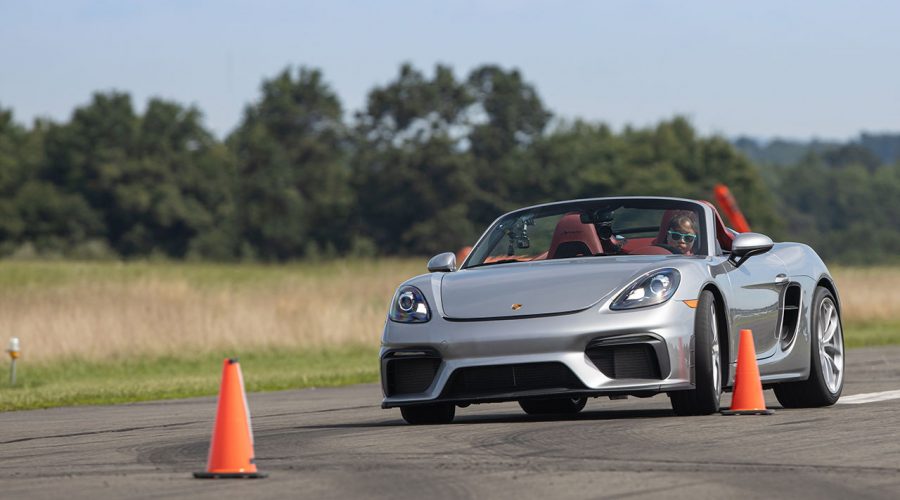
[668,230,697,244]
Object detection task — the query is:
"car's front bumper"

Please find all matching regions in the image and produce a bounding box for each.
[380,298,698,408]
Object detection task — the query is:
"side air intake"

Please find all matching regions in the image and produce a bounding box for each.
[383,350,441,396]
[780,283,802,350]
[586,336,667,380]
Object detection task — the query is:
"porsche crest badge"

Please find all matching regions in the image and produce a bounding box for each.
[511,303,523,311]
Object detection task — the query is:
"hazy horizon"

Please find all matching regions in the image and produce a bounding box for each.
[2,0,898,141]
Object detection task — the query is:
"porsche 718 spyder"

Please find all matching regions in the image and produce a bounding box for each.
[380,197,845,424]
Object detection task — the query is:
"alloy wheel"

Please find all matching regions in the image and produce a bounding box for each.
[818,297,844,394]
[710,304,721,397]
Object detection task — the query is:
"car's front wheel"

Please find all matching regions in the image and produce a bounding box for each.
[773,286,844,407]
[668,290,723,415]
[400,403,456,425]
[519,396,587,415]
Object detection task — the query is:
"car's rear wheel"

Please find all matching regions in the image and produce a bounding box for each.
[519,396,587,415]
[400,403,456,425]
[773,286,844,408]
[668,290,723,415]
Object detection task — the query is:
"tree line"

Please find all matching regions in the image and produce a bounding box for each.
[734,134,900,167]
[0,64,895,263]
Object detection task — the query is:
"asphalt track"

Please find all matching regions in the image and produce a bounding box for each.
[2,346,900,499]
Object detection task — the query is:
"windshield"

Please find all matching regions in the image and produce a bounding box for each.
[464,199,707,268]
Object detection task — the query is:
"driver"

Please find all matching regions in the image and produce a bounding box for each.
[666,214,698,255]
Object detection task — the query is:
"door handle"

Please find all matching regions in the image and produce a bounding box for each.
[775,274,788,284]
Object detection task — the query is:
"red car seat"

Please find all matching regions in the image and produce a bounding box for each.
[547,213,603,259]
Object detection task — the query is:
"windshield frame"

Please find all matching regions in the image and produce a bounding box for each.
[461,197,710,269]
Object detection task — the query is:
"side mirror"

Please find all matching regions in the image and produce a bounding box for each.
[729,233,774,267]
[427,252,457,273]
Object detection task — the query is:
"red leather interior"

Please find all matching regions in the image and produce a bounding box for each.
[547,213,603,259]
[697,200,735,251]
[620,237,655,253]
[533,202,736,259]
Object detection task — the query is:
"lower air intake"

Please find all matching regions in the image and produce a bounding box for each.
[442,362,585,399]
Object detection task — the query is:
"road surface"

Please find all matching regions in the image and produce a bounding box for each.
[2,346,899,499]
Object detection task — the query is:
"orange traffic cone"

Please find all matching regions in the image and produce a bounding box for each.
[721,329,774,415]
[194,358,268,478]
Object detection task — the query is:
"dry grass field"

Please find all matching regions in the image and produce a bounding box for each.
[830,267,900,324]
[0,259,422,363]
[0,260,896,364]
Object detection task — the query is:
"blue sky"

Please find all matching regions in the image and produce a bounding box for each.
[1,0,898,140]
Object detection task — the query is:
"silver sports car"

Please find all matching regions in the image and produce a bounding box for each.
[380,197,845,424]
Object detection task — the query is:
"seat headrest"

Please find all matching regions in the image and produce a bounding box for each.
[547,213,603,259]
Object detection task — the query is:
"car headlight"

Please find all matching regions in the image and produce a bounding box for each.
[610,269,681,310]
[389,286,431,323]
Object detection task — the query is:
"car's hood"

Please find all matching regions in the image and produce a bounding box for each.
[441,256,672,319]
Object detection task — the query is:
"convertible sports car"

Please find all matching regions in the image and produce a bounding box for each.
[380,197,845,424]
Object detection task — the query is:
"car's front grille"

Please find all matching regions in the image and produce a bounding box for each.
[586,343,662,379]
[442,362,585,398]
[385,358,441,396]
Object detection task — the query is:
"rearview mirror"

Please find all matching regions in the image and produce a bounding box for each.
[729,233,774,267]
[427,252,457,273]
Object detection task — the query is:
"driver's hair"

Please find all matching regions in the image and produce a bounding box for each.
[668,213,698,232]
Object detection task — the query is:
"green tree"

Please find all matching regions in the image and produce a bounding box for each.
[40,93,235,258]
[119,99,236,258]
[775,155,900,263]
[229,67,352,260]
[465,65,553,225]
[0,108,103,255]
[353,64,478,255]
[0,107,33,252]
[528,120,622,201]
[528,117,781,236]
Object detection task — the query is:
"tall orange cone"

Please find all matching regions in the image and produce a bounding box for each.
[194,358,268,478]
[713,183,752,233]
[721,330,774,415]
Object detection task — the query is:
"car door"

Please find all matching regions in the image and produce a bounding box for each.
[725,252,788,360]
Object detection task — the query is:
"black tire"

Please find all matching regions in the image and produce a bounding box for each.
[774,287,844,408]
[669,290,723,415]
[400,403,456,425]
[519,396,587,415]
